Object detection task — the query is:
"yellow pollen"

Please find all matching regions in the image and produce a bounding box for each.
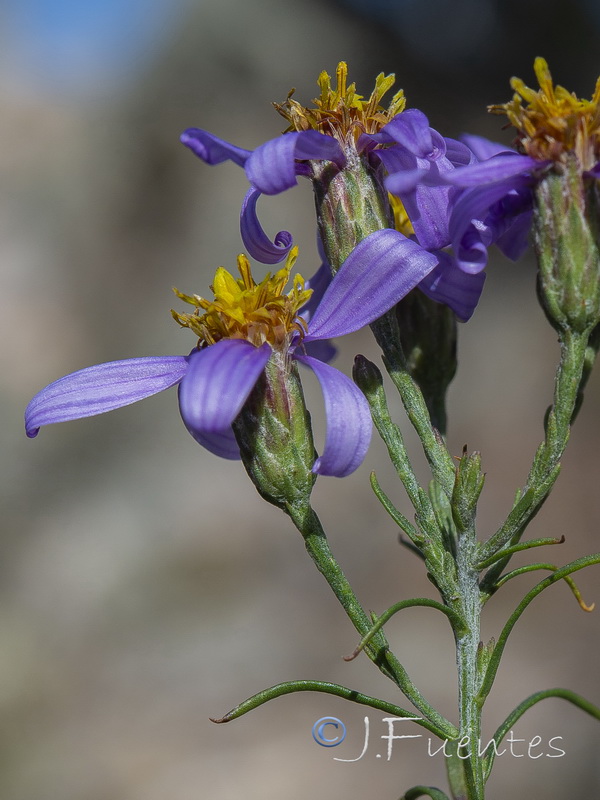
[274,61,406,147]
[489,57,600,169]
[171,247,312,350]
[388,193,414,237]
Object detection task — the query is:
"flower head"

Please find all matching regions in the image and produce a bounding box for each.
[437,60,600,332]
[274,61,406,149]
[26,234,435,477]
[181,63,494,319]
[490,57,600,169]
[171,248,310,349]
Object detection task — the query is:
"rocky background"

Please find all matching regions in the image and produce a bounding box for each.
[3,1,600,797]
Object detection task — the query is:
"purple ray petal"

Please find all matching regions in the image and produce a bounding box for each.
[178,339,271,458]
[378,109,434,157]
[418,252,486,322]
[587,162,600,178]
[299,260,333,324]
[305,229,438,341]
[301,339,337,363]
[459,133,514,161]
[182,420,241,460]
[444,137,477,167]
[180,129,251,167]
[240,187,293,264]
[245,131,345,195]
[445,154,538,187]
[25,356,188,438]
[295,355,371,477]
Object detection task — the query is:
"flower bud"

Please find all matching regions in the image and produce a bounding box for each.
[232,351,316,511]
[451,445,485,534]
[534,156,600,334]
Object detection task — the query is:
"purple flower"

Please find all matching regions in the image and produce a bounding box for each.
[370,110,490,320]
[442,145,535,275]
[26,231,437,477]
[423,59,600,284]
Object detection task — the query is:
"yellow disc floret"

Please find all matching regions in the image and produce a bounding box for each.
[171,247,312,350]
[274,61,406,147]
[490,57,600,169]
[388,193,415,237]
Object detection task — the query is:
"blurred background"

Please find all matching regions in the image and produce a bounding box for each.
[3,1,600,798]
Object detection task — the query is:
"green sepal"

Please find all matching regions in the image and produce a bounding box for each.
[233,351,316,511]
[534,156,600,334]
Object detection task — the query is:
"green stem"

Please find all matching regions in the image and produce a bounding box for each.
[454,525,485,800]
[211,679,446,737]
[478,554,600,705]
[476,536,565,571]
[491,562,595,611]
[344,597,468,661]
[286,502,458,740]
[480,329,588,577]
[483,688,600,780]
[371,313,457,500]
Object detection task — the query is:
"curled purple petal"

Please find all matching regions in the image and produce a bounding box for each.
[25,356,188,438]
[180,128,251,167]
[495,209,533,261]
[450,176,531,273]
[240,187,293,264]
[418,253,486,322]
[295,355,371,477]
[378,109,434,158]
[245,131,345,195]
[178,339,271,459]
[444,137,477,167]
[306,229,438,341]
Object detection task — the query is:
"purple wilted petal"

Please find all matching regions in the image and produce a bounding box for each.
[495,209,533,261]
[418,252,486,322]
[450,175,532,273]
[379,146,456,250]
[445,154,538,187]
[25,356,188,438]
[240,187,293,264]
[180,129,251,167]
[378,109,434,158]
[178,339,271,458]
[294,355,371,477]
[245,131,345,195]
[588,162,600,178]
[306,229,438,341]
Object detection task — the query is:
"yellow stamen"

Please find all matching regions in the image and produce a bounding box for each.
[274,61,406,147]
[490,57,600,169]
[171,247,312,350]
[388,193,414,237]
